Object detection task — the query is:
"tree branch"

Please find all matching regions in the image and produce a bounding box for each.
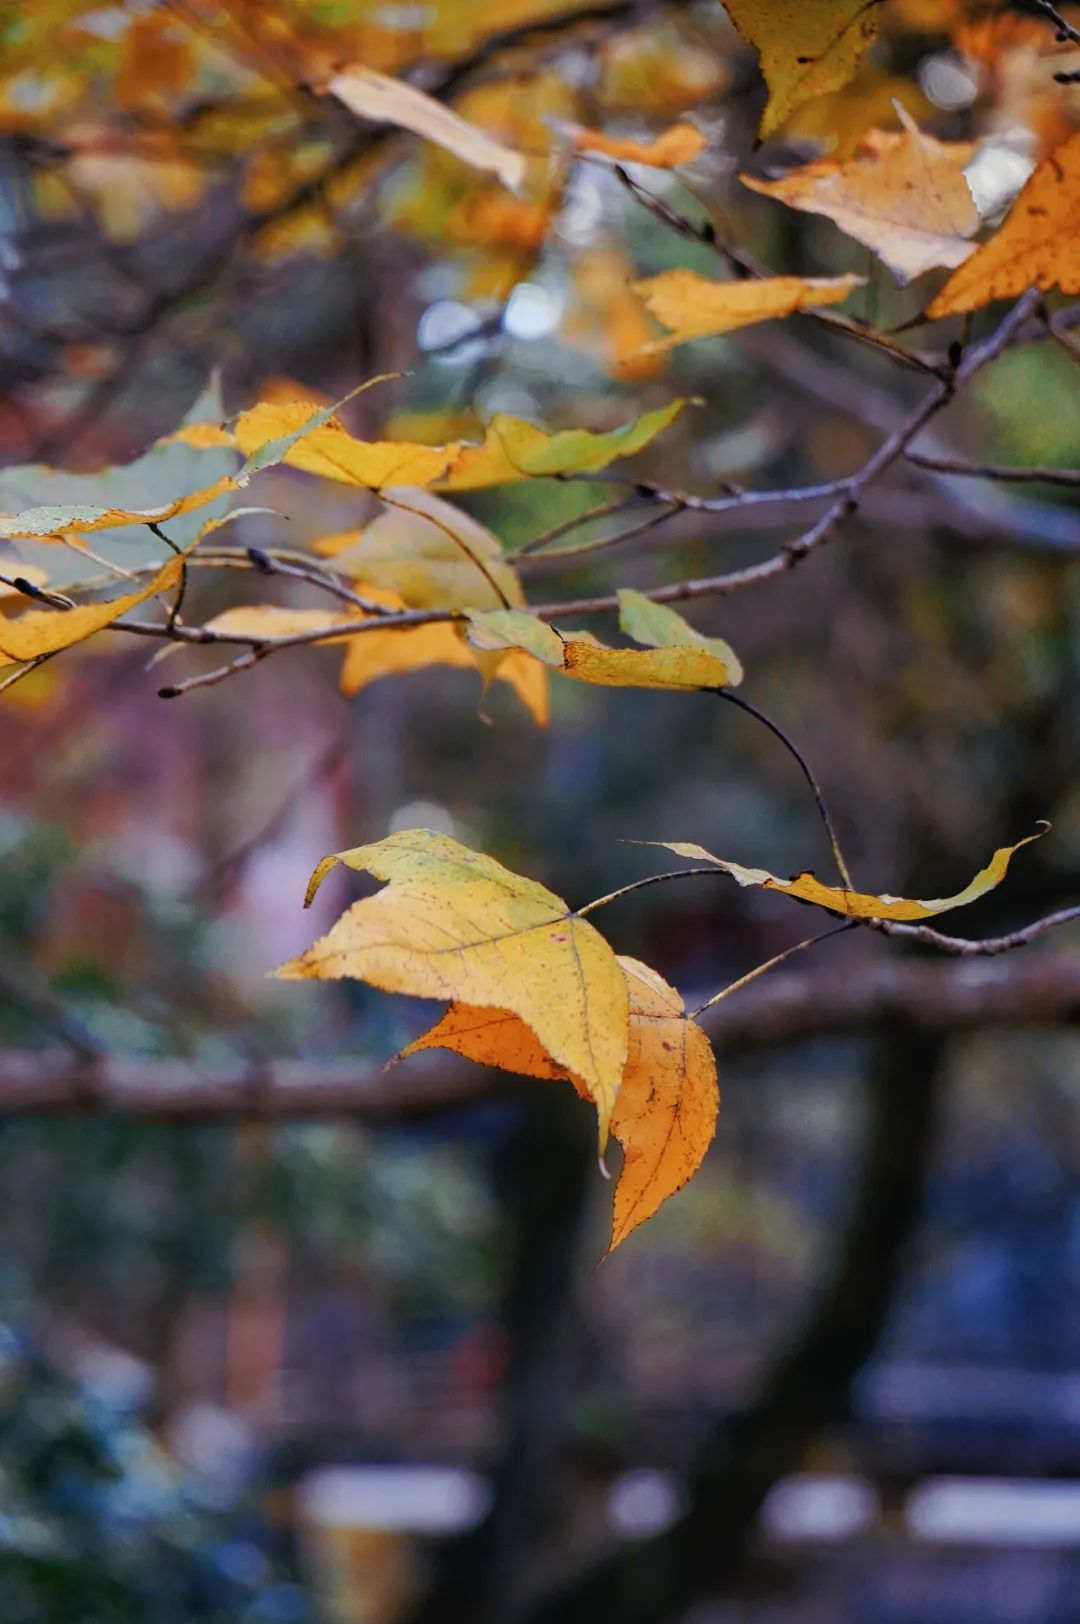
[3,949,1080,1120]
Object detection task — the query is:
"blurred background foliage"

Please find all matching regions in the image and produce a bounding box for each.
[1,1,1080,1621]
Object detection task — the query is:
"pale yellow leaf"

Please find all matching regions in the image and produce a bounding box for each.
[337,584,548,724]
[742,109,981,283]
[320,487,525,611]
[327,64,527,193]
[276,829,629,1143]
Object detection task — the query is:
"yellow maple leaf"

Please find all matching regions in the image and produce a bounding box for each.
[632,269,864,349]
[403,954,719,1252]
[742,109,981,284]
[723,0,882,140]
[927,130,1080,317]
[647,829,1045,922]
[572,121,706,166]
[275,829,629,1145]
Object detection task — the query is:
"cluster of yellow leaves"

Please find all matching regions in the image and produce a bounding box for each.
[276,829,719,1252]
[0,382,704,711]
[178,398,686,494]
[276,814,1041,1250]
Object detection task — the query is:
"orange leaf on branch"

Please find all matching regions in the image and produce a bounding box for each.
[403,956,719,1252]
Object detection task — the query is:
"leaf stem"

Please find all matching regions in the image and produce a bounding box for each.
[714,689,854,891]
[690,921,856,1019]
[576,868,723,917]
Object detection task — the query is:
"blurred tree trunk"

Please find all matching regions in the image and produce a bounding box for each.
[407,1088,595,1624]
[520,1026,948,1624]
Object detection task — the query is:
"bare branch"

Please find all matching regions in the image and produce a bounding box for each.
[5,950,1080,1120]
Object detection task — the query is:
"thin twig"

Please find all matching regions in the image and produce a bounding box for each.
[690,922,855,1018]
[906,452,1080,487]
[871,903,1080,957]
[716,691,853,890]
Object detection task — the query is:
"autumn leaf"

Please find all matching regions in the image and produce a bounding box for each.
[403,954,719,1252]
[0,476,237,542]
[466,598,743,691]
[632,269,864,349]
[742,109,981,283]
[0,549,186,661]
[439,402,687,490]
[331,582,545,723]
[173,596,548,723]
[617,589,744,683]
[340,613,548,724]
[927,130,1080,317]
[186,605,354,642]
[317,487,525,611]
[723,0,883,140]
[275,829,629,1144]
[326,65,527,193]
[178,402,456,491]
[572,121,706,167]
[647,829,1045,921]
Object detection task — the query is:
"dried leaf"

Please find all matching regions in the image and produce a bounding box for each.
[632,269,864,349]
[648,829,1045,921]
[927,130,1080,317]
[404,954,719,1252]
[742,109,980,283]
[723,0,882,139]
[467,601,743,690]
[327,64,527,193]
[318,487,524,611]
[572,121,706,166]
[276,829,629,1143]
[440,402,687,490]
[0,550,186,661]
